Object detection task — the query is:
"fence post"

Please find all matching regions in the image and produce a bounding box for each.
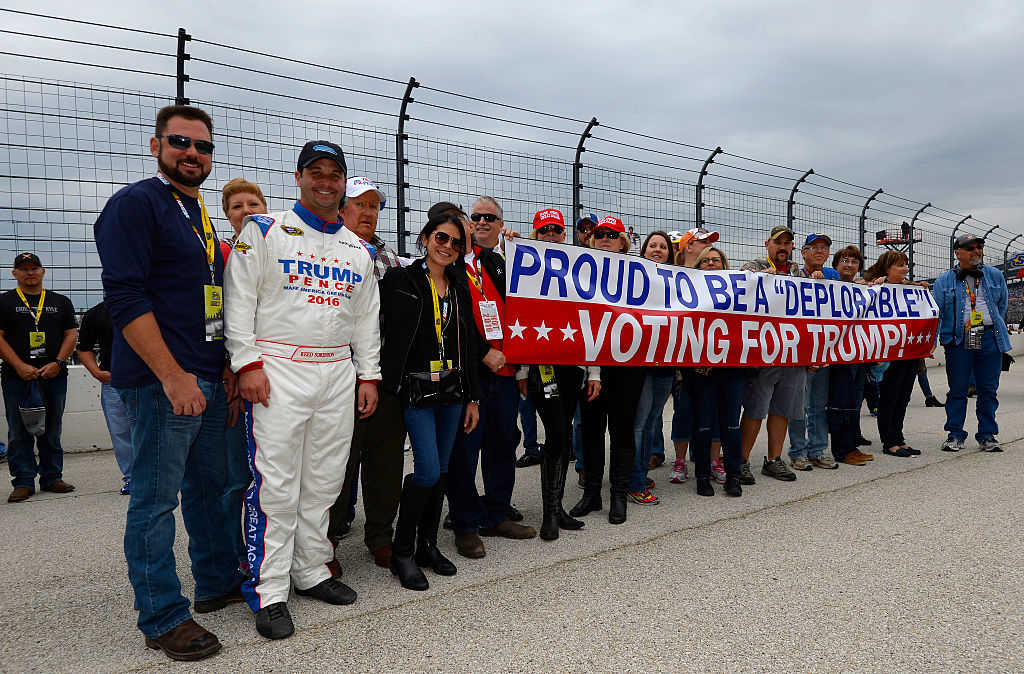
[950,215,972,268]
[695,146,722,229]
[858,188,883,254]
[175,28,191,105]
[908,202,930,281]
[572,117,599,227]
[786,168,813,231]
[1005,234,1023,279]
[395,76,419,256]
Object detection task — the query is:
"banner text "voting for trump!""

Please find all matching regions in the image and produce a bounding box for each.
[501,240,938,367]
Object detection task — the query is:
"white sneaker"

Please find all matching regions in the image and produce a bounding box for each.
[979,437,1002,453]
[669,460,688,483]
[940,437,963,452]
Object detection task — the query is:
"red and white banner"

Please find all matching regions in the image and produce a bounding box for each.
[502,240,938,367]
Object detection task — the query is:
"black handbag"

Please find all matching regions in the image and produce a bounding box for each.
[406,280,464,408]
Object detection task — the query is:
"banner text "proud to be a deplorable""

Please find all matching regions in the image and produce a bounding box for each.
[502,240,937,367]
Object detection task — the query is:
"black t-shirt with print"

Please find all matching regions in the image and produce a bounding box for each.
[0,288,77,378]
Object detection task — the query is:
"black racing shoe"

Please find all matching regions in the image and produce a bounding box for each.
[255,602,294,640]
[294,577,357,605]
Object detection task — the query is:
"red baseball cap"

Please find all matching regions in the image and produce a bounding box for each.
[533,208,565,229]
[595,216,625,233]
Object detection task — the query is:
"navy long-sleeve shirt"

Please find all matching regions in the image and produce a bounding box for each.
[94,176,226,388]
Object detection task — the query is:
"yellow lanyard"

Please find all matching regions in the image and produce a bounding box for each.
[16,288,45,327]
[964,279,977,311]
[427,275,449,358]
[466,254,486,298]
[158,174,216,282]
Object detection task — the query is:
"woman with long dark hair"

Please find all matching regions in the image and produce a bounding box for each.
[379,213,480,590]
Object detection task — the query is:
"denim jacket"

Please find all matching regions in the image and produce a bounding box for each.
[933,265,1010,352]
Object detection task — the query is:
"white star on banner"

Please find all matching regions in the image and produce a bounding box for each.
[560,322,577,342]
[508,320,527,339]
[534,321,552,341]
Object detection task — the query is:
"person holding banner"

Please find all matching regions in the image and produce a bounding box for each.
[630,231,677,505]
[379,212,480,590]
[517,209,599,538]
[448,196,536,561]
[934,233,1009,453]
[739,224,805,484]
[570,216,645,524]
[675,227,719,267]
[863,251,923,458]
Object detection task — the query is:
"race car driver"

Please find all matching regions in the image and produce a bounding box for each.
[224,140,381,640]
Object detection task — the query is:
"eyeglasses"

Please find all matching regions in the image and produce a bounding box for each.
[961,244,983,252]
[158,134,215,155]
[537,225,565,235]
[470,213,500,223]
[592,230,618,240]
[432,230,464,250]
[700,257,723,266]
[838,257,860,265]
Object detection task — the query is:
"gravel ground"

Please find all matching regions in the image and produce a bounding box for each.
[1,372,1021,672]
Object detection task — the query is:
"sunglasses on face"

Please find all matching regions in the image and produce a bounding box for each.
[592,230,618,240]
[961,244,983,252]
[159,134,215,155]
[470,213,499,223]
[432,230,464,250]
[537,225,565,236]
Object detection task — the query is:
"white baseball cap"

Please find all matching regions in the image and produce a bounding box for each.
[345,177,386,208]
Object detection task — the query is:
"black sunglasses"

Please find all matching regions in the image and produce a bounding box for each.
[961,244,983,252]
[432,230,464,250]
[537,225,565,235]
[592,230,618,240]
[470,213,499,223]
[159,134,215,155]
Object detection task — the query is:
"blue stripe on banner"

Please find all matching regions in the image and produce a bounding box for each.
[241,400,269,612]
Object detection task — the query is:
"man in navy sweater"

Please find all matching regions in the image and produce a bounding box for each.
[94,105,242,662]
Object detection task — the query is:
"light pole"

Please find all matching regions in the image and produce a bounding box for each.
[1003,233,1022,279]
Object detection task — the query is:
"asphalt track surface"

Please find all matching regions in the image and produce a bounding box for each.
[1,371,1022,672]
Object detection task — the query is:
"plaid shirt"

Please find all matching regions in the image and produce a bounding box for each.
[369,235,402,280]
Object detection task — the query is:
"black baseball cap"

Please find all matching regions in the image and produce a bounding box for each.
[953,233,984,249]
[296,140,347,174]
[13,252,41,269]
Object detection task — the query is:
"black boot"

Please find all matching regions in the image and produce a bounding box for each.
[390,475,429,591]
[696,478,715,497]
[539,450,560,540]
[608,490,627,524]
[554,448,583,531]
[415,475,457,576]
[569,490,602,517]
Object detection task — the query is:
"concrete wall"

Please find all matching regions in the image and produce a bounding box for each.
[3,334,1024,454]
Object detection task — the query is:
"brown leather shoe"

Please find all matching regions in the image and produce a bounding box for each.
[479,520,537,540]
[371,545,392,568]
[850,449,874,461]
[841,454,867,466]
[454,532,486,558]
[42,480,75,493]
[144,618,221,661]
[7,487,32,502]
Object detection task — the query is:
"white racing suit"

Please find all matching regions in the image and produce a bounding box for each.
[224,202,381,611]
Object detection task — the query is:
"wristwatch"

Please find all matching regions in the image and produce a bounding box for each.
[54,359,68,367]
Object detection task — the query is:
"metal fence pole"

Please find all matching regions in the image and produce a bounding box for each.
[786,168,813,231]
[395,76,418,256]
[695,146,722,228]
[950,215,972,268]
[175,28,191,105]
[1005,234,1023,279]
[572,117,599,227]
[858,188,883,254]
[908,202,931,280]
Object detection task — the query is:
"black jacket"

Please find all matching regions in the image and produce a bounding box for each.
[380,260,480,402]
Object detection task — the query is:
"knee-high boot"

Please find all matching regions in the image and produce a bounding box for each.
[390,474,430,591]
[415,474,457,575]
[539,449,560,540]
[553,444,583,532]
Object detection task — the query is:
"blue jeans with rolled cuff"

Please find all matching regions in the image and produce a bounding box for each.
[3,375,68,490]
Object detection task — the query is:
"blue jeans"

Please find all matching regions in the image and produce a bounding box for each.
[101,382,135,484]
[223,415,250,566]
[119,379,241,638]
[670,379,691,443]
[3,375,68,490]
[448,373,520,532]
[944,330,1002,442]
[519,394,541,456]
[573,403,584,472]
[689,370,744,479]
[788,368,830,459]
[402,402,463,487]
[917,368,934,398]
[630,372,674,492]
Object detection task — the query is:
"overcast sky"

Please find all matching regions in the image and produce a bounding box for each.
[4,0,1023,239]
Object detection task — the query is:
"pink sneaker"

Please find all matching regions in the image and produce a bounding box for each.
[711,459,726,484]
[669,460,688,484]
